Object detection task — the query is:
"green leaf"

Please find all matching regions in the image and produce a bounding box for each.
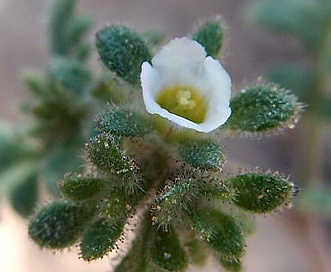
[80,218,125,261]
[68,15,93,45]
[151,178,192,229]
[29,201,93,249]
[86,133,134,179]
[59,173,106,201]
[49,0,77,56]
[49,58,93,95]
[150,228,188,271]
[226,83,301,132]
[230,172,296,213]
[96,25,151,84]
[189,209,245,258]
[268,64,313,103]
[43,144,83,195]
[178,138,225,170]
[193,17,225,57]
[97,106,153,137]
[250,0,328,51]
[9,173,38,217]
[0,160,38,199]
[103,188,129,220]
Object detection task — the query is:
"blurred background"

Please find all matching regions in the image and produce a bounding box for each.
[0,0,330,271]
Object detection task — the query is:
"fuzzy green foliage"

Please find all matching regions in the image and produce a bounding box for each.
[80,218,125,261]
[43,143,83,194]
[49,58,93,94]
[250,0,331,52]
[9,174,38,217]
[189,209,244,258]
[178,138,224,170]
[230,172,295,213]
[150,228,188,271]
[103,188,129,220]
[151,179,193,229]
[29,201,94,249]
[193,18,225,57]
[22,2,303,271]
[268,63,313,103]
[97,107,153,137]
[227,84,301,132]
[50,0,92,58]
[86,133,135,179]
[59,174,106,201]
[96,26,151,84]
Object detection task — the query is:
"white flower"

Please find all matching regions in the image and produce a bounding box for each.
[140,37,231,133]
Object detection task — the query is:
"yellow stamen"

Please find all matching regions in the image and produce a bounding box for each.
[156,85,207,123]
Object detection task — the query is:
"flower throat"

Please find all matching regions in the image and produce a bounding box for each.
[156,86,208,123]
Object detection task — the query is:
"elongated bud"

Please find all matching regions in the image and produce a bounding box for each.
[227,83,301,132]
[96,26,151,84]
[193,17,225,57]
[230,172,297,213]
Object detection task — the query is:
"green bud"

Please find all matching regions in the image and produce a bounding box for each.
[150,228,188,271]
[178,138,225,170]
[230,172,296,213]
[189,209,245,257]
[59,173,106,201]
[193,17,225,57]
[227,84,301,132]
[9,173,38,217]
[29,201,93,249]
[86,133,134,179]
[96,25,151,84]
[97,107,153,137]
[49,58,93,94]
[80,218,124,261]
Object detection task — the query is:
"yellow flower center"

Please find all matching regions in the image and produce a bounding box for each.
[156,85,208,123]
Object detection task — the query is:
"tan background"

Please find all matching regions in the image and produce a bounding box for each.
[0,0,330,271]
